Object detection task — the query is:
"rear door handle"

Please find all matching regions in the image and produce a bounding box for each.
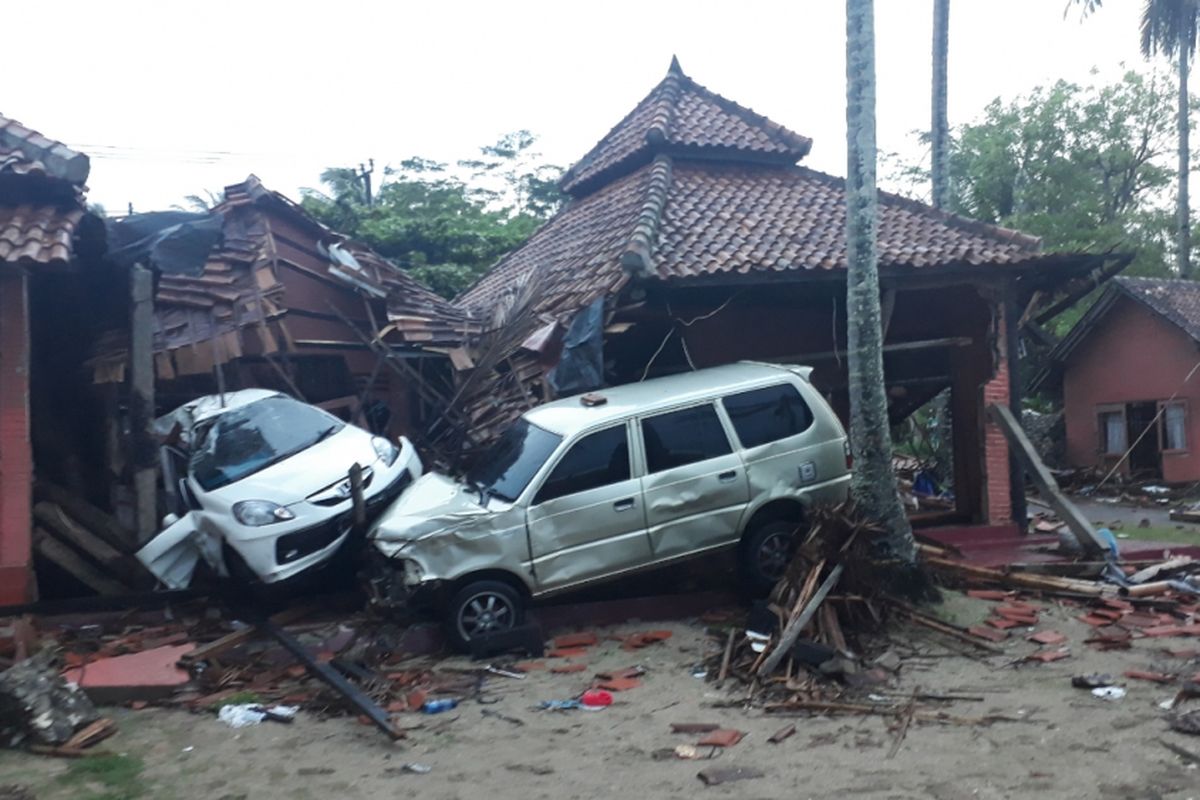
[613,498,636,511]
[718,470,737,483]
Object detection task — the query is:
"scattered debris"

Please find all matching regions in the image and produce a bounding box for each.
[0,651,99,749]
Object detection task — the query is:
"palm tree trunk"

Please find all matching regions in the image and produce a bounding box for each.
[1179,30,1192,278]
[931,0,951,210]
[845,0,917,561]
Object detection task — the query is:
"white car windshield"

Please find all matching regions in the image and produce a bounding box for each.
[191,396,344,491]
[465,418,562,503]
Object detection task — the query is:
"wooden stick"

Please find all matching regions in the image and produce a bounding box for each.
[758,565,844,676]
[1121,581,1173,598]
[887,690,918,759]
[717,629,736,686]
[923,555,1105,596]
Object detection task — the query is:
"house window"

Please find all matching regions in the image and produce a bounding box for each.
[1161,402,1188,452]
[1098,408,1127,455]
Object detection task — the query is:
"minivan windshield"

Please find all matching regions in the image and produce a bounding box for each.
[465,418,562,503]
[191,396,344,491]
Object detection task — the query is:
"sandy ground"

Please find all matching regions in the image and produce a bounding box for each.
[3,591,1200,800]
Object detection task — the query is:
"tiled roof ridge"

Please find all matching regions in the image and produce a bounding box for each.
[0,113,89,186]
[790,164,1043,253]
[645,62,684,145]
[620,155,674,278]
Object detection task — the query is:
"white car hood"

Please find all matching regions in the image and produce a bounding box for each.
[203,426,383,505]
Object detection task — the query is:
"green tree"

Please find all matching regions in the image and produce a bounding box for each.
[887,71,1180,282]
[302,133,564,298]
[1073,1,1199,276]
[845,0,917,560]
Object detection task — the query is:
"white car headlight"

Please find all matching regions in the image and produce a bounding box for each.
[372,436,399,466]
[233,500,296,526]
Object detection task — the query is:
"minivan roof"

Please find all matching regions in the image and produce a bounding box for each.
[524,361,813,436]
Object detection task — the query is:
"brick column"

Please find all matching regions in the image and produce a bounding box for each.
[0,269,34,604]
[982,314,1013,525]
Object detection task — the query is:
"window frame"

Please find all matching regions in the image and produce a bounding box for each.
[1095,403,1127,457]
[530,422,633,506]
[638,401,735,475]
[1159,399,1189,454]
[720,381,815,450]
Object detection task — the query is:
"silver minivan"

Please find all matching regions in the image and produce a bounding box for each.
[365,361,850,648]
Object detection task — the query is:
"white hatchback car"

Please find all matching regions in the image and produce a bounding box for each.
[138,389,422,588]
[365,362,850,648]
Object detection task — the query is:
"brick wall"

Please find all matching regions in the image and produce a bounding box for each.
[982,316,1012,525]
[0,269,33,604]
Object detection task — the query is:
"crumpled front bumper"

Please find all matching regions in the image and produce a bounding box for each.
[361,550,443,611]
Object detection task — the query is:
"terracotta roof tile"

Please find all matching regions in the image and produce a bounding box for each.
[0,204,84,266]
[655,163,1042,278]
[560,58,811,198]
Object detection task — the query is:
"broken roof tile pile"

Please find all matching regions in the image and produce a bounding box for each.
[0,114,93,268]
[408,59,1055,451]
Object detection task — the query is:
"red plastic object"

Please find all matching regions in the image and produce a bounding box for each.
[580,689,613,708]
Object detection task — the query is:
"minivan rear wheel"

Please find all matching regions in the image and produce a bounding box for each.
[739,519,801,594]
[445,580,525,651]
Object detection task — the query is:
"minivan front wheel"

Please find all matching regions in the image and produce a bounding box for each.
[739,520,800,594]
[445,580,524,650]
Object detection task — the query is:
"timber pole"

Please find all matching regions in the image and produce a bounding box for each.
[130,264,157,545]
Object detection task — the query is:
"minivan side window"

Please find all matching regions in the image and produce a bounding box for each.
[641,404,733,474]
[723,383,814,448]
[534,426,630,504]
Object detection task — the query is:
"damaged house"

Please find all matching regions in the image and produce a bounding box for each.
[396,58,1125,536]
[1,147,463,601]
[1035,277,1200,483]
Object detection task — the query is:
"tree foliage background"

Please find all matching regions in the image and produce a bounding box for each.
[884,69,1194,296]
[301,131,565,299]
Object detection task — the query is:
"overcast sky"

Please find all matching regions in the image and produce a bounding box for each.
[5,1,1154,212]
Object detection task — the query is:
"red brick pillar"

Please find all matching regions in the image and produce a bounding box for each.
[0,269,34,604]
[982,314,1013,525]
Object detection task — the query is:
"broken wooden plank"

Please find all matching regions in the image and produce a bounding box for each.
[33,503,140,584]
[63,718,117,750]
[986,404,1106,555]
[758,565,843,676]
[35,482,134,553]
[33,529,129,595]
[767,723,796,744]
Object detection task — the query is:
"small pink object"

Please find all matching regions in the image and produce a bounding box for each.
[580,689,613,709]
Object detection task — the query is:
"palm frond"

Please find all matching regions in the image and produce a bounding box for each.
[1140,0,1199,59]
